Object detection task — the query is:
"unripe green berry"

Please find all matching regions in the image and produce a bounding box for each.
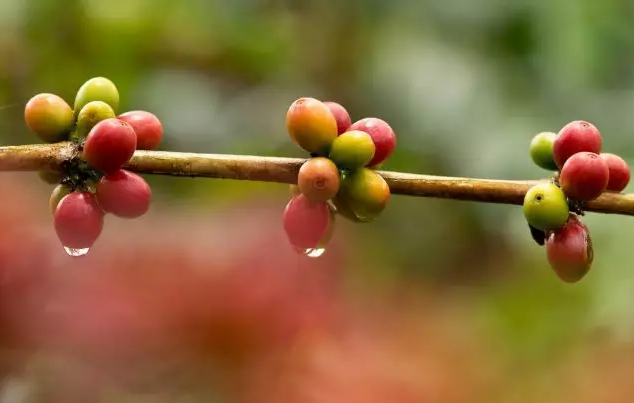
[74,77,120,114]
[38,169,63,185]
[336,168,390,223]
[49,183,73,215]
[529,132,558,171]
[74,101,116,141]
[523,183,569,231]
[24,93,74,142]
[289,184,301,196]
[328,130,376,170]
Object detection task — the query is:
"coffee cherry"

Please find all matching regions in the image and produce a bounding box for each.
[289,184,301,196]
[38,169,63,185]
[601,153,631,192]
[82,118,137,174]
[54,192,104,249]
[118,110,163,150]
[336,168,390,222]
[24,93,74,142]
[523,183,569,231]
[553,120,602,168]
[559,152,609,201]
[324,101,352,135]
[528,223,546,246]
[331,195,364,223]
[318,203,337,248]
[348,118,396,167]
[74,77,120,114]
[545,214,593,283]
[49,184,72,215]
[529,132,558,171]
[283,194,332,249]
[96,170,152,218]
[297,157,340,203]
[328,130,376,170]
[286,97,338,156]
[75,101,116,140]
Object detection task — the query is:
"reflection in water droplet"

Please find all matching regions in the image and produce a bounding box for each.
[63,247,90,257]
[291,246,327,259]
[303,247,326,258]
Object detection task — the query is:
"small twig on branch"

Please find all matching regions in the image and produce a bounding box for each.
[1,142,633,216]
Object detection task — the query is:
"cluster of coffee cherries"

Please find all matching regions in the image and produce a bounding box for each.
[524,120,631,283]
[282,97,397,257]
[24,77,163,256]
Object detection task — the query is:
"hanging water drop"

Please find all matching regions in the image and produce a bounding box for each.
[303,247,326,258]
[63,246,90,257]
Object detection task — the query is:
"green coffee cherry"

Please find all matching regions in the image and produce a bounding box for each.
[523,182,569,231]
[38,169,63,185]
[328,130,376,170]
[74,77,120,114]
[49,183,72,215]
[336,168,390,223]
[289,184,301,196]
[74,101,116,140]
[332,195,364,223]
[529,132,558,171]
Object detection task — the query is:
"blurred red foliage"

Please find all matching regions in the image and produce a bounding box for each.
[0,175,500,402]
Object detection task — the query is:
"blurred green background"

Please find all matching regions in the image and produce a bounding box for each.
[2,0,634,402]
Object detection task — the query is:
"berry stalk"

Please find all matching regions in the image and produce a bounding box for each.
[0,142,633,216]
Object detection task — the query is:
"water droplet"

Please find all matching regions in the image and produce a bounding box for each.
[63,246,90,257]
[303,247,326,258]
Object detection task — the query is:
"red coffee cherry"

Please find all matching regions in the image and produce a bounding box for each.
[282,194,332,249]
[559,152,609,201]
[118,110,163,150]
[553,120,602,168]
[324,101,352,135]
[545,214,593,283]
[54,192,104,249]
[348,118,396,167]
[82,118,137,174]
[96,170,152,219]
[600,152,631,192]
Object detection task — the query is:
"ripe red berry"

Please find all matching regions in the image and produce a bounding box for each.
[600,153,630,192]
[348,118,396,167]
[553,120,602,168]
[54,192,104,249]
[545,214,593,283]
[118,110,163,150]
[324,101,352,135]
[282,194,332,249]
[96,170,152,218]
[82,118,137,174]
[559,152,609,201]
